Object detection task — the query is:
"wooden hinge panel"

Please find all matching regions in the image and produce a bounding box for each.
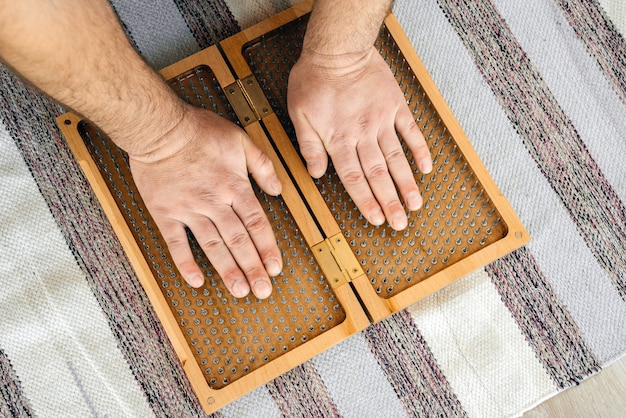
[312,233,364,289]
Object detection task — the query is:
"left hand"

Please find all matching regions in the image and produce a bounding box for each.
[287,46,432,230]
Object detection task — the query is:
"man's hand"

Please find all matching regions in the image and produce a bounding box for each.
[0,0,283,299]
[130,106,283,298]
[288,46,432,230]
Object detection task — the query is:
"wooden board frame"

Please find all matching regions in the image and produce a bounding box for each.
[56,1,529,413]
[58,44,369,414]
[220,4,530,320]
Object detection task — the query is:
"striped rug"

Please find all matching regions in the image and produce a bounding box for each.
[1,0,625,416]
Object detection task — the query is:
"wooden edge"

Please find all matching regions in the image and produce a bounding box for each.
[56,37,371,412]
[384,13,529,245]
[261,114,342,238]
[351,275,394,322]
[200,282,369,412]
[244,121,325,244]
[158,45,235,86]
[219,6,530,319]
[220,0,314,79]
[57,111,369,413]
[385,229,528,313]
[55,112,211,410]
[378,14,530,314]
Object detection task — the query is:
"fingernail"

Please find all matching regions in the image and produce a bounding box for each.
[186,273,204,287]
[406,192,422,211]
[264,259,282,277]
[270,175,282,195]
[231,278,250,298]
[419,158,433,174]
[370,209,385,226]
[253,280,272,299]
[307,161,321,177]
[392,211,408,230]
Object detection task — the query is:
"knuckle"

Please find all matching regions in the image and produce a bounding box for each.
[225,231,250,248]
[254,151,274,172]
[199,236,224,253]
[326,130,348,150]
[244,213,271,234]
[385,199,404,212]
[356,116,371,132]
[365,163,389,180]
[404,119,420,134]
[384,147,407,163]
[163,234,188,250]
[359,198,381,215]
[220,269,243,286]
[341,169,366,186]
[195,189,220,207]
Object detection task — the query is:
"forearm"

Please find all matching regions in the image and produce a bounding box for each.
[0,0,184,161]
[304,0,392,60]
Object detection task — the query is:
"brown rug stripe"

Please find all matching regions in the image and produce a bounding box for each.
[266,361,341,418]
[364,311,467,417]
[0,349,34,418]
[173,0,241,49]
[437,0,626,301]
[556,0,626,106]
[0,66,206,417]
[487,248,600,389]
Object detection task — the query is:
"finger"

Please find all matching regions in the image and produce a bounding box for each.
[378,124,423,213]
[159,219,206,288]
[243,138,282,196]
[186,215,252,298]
[356,136,409,230]
[395,105,432,174]
[291,114,329,178]
[328,141,385,226]
[231,154,282,279]
[231,188,282,298]
[205,187,276,299]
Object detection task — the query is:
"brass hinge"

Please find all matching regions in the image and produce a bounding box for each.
[312,233,364,289]
[224,75,273,127]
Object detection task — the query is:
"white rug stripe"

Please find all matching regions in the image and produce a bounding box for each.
[408,270,555,418]
[312,334,408,418]
[494,0,626,204]
[598,0,626,36]
[394,0,626,365]
[222,386,282,417]
[224,0,299,30]
[110,0,200,69]
[0,123,153,417]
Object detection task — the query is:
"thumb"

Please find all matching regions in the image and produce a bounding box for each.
[243,138,282,196]
[292,116,328,178]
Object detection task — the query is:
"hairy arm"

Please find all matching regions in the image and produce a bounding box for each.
[288,0,432,230]
[0,0,182,157]
[0,0,282,299]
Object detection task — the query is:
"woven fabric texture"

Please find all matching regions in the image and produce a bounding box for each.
[0,0,625,417]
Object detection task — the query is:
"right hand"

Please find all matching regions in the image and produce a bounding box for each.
[287,47,432,230]
[129,105,283,299]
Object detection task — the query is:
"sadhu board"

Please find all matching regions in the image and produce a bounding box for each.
[57,0,529,413]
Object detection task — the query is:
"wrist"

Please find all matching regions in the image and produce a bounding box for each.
[112,95,191,164]
[296,46,376,81]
